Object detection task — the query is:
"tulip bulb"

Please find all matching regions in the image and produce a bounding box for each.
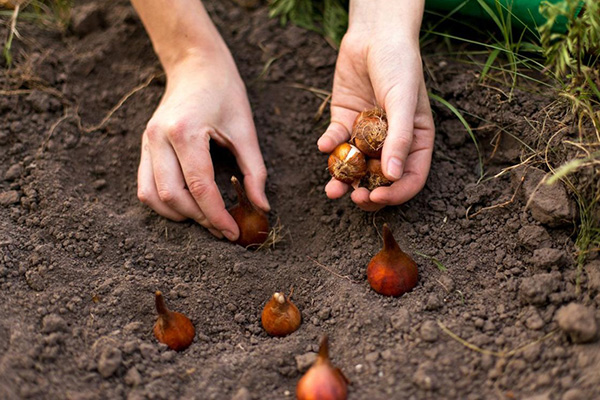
[367,224,418,297]
[153,291,195,351]
[296,335,348,400]
[351,107,387,158]
[261,289,301,337]
[229,176,270,248]
[361,159,392,191]
[328,143,367,184]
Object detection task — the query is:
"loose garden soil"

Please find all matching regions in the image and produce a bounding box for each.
[1,1,599,399]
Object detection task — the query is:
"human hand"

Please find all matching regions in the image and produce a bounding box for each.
[317,1,435,212]
[137,53,269,241]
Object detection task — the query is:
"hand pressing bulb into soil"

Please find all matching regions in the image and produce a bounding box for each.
[131,0,270,242]
[318,1,435,212]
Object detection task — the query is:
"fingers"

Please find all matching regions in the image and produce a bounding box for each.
[137,136,187,222]
[350,188,384,212]
[317,102,364,153]
[168,125,240,241]
[325,178,350,199]
[369,150,429,205]
[370,82,434,206]
[230,125,270,212]
[381,84,419,182]
[317,120,351,153]
[140,132,225,238]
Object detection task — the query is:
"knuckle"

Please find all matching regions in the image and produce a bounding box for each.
[157,189,177,205]
[187,179,212,200]
[254,165,267,182]
[166,120,187,143]
[195,214,211,228]
[392,134,413,149]
[144,122,160,141]
[137,188,152,205]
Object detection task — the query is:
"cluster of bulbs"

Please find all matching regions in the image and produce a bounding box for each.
[328,107,392,190]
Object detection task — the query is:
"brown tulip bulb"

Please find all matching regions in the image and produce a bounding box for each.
[328,143,367,184]
[361,159,392,191]
[229,176,270,248]
[351,107,387,158]
[261,289,301,337]
[367,224,418,297]
[296,335,348,400]
[153,291,195,351]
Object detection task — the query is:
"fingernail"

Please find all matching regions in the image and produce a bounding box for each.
[222,230,237,242]
[387,157,403,180]
[262,194,271,212]
[209,228,224,239]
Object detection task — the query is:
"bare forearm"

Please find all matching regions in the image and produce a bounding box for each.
[130,0,228,73]
[349,0,425,40]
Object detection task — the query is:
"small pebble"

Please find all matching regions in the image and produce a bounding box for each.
[420,320,439,342]
[92,179,106,190]
[412,362,436,390]
[231,387,251,400]
[556,303,598,343]
[41,314,67,333]
[124,367,142,387]
[97,347,122,378]
[390,307,411,332]
[0,190,20,206]
[295,352,317,372]
[4,164,23,181]
[365,351,379,362]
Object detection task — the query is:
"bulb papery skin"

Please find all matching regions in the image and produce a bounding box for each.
[261,292,301,337]
[361,159,392,191]
[153,291,196,351]
[296,364,348,400]
[229,176,270,248]
[367,224,418,297]
[328,143,367,184]
[351,107,387,159]
[296,336,348,400]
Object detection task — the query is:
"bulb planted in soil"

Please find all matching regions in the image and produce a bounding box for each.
[229,176,270,248]
[367,224,418,297]
[296,335,348,400]
[261,289,301,337]
[153,291,195,351]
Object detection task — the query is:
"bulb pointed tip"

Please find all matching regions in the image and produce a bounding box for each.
[318,335,330,361]
[155,291,169,315]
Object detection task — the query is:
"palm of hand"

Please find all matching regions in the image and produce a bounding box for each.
[319,36,435,211]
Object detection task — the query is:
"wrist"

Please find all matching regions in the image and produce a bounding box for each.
[157,40,231,76]
[348,0,424,41]
[131,0,231,75]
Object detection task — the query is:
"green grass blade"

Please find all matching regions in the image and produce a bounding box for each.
[480,48,500,81]
[475,0,504,31]
[415,251,448,272]
[428,92,484,179]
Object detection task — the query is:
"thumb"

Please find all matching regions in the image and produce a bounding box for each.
[381,86,419,181]
[317,104,358,153]
[317,120,351,153]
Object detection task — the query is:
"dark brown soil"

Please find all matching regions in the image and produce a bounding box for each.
[1,1,599,399]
